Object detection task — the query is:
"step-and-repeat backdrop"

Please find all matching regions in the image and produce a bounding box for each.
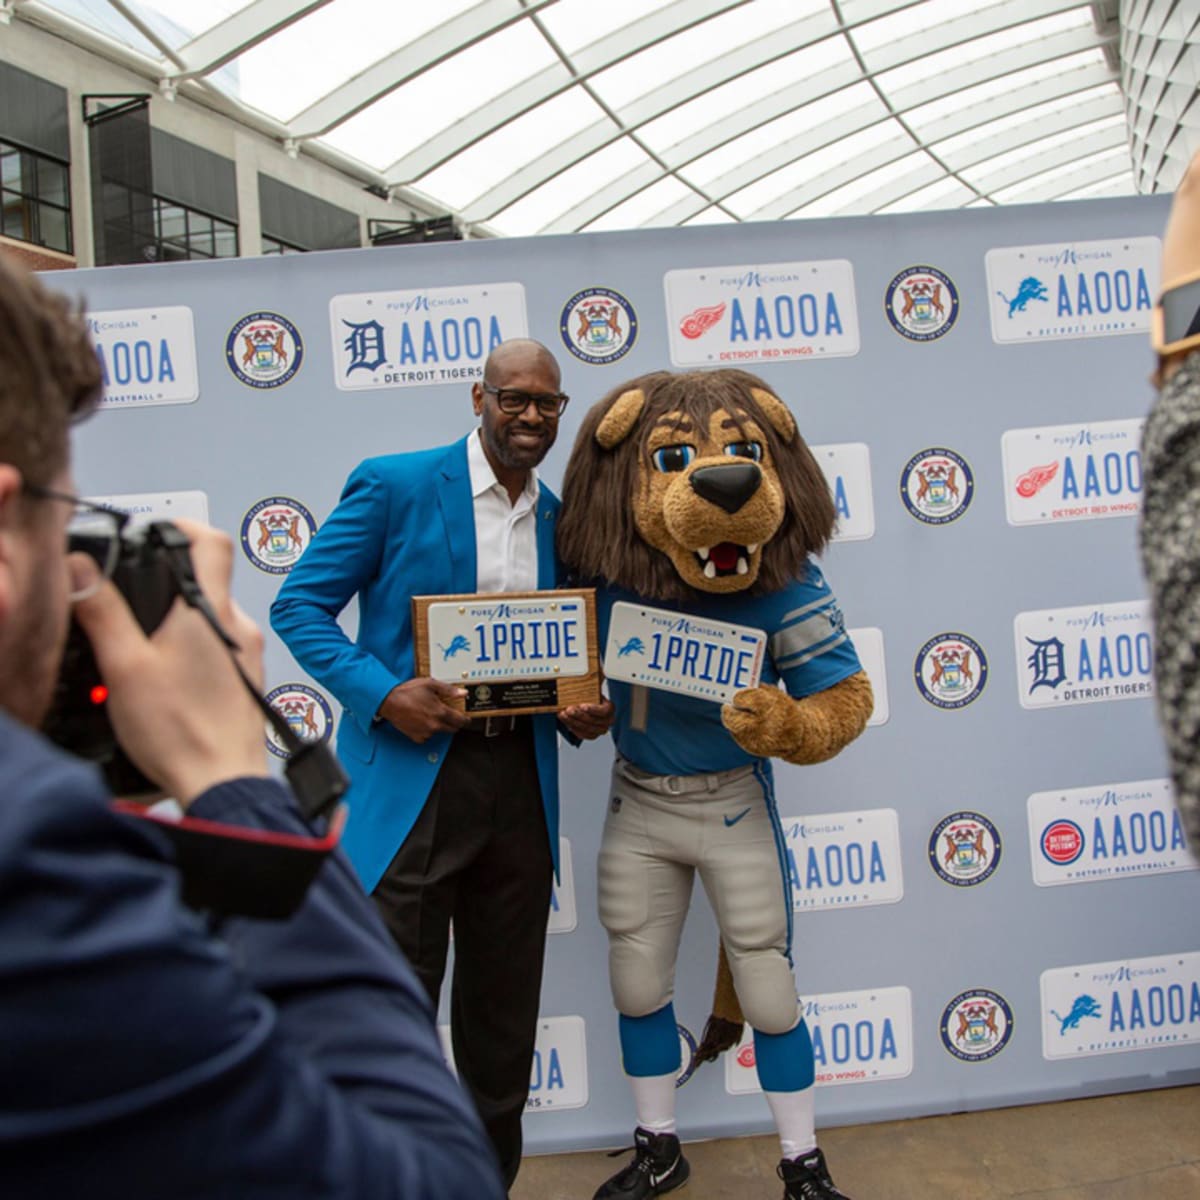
[59,193,1200,1152]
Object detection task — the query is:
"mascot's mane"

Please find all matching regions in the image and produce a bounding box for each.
[557,368,836,602]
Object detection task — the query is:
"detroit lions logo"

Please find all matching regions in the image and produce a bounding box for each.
[1052,994,1102,1034]
[617,636,646,657]
[440,634,472,660]
[997,277,1049,317]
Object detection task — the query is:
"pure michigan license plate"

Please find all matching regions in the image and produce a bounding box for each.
[425,593,591,682]
[603,601,766,705]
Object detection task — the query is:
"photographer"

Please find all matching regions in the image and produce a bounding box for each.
[0,256,505,1197]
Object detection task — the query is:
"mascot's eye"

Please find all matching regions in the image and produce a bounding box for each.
[724,441,763,462]
[652,445,696,473]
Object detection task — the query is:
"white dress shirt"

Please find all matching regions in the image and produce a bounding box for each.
[467,428,539,594]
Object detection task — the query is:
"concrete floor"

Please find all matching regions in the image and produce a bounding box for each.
[511,1085,1200,1200]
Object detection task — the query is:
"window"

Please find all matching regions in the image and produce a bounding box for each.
[0,139,71,253]
[152,197,238,261]
[261,234,305,254]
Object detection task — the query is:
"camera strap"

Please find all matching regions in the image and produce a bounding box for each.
[146,522,350,823]
[115,800,347,919]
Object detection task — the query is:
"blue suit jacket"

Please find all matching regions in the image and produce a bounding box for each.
[271,434,563,892]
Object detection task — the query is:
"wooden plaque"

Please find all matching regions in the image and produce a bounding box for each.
[413,588,600,716]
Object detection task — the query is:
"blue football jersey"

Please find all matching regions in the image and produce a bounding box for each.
[597,561,863,776]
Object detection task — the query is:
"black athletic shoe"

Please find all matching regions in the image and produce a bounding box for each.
[592,1127,691,1199]
[778,1148,853,1199]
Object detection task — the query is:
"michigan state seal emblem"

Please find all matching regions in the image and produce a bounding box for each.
[929,812,1002,886]
[226,312,303,388]
[940,989,1013,1062]
[264,682,334,759]
[915,633,988,709]
[240,496,316,574]
[560,287,637,365]
[885,266,959,342]
[900,448,974,525]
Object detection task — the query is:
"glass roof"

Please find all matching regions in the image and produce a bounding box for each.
[20,0,1133,236]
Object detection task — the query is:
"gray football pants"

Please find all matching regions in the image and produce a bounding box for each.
[598,756,800,1034]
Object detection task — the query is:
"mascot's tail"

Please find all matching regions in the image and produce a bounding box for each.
[695,941,745,1064]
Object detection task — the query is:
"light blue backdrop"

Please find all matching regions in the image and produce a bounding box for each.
[58,192,1200,1154]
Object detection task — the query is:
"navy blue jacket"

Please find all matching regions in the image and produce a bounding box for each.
[0,711,505,1199]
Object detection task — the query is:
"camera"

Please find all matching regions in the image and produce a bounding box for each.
[42,522,180,796]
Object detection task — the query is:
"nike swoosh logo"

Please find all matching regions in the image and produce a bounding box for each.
[724,807,752,827]
[650,1157,679,1186]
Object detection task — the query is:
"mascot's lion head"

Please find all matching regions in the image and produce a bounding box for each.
[557,369,836,602]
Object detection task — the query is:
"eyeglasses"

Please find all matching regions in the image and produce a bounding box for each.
[481,382,569,418]
[23,483,130,601]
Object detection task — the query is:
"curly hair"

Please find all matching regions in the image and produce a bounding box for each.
[0,255,101,487]
[557,368,836,602]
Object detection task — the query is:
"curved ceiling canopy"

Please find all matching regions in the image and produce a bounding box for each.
[13,0,1132,236]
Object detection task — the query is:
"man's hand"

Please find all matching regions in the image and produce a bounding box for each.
[377,678,469,743]
[558,697,615,741]
[71,519,270,807]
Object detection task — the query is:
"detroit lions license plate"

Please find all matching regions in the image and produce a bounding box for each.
[424,594,592,685]
[603,601,766,705]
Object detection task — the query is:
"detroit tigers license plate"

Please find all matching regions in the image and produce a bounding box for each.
[603,601,766,705]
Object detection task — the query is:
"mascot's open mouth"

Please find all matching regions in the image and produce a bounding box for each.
[694,541,758,579]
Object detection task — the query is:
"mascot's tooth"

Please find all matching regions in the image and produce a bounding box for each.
[747,543,758,555]
[697,546,710,559]
[736,556,749,575]
[704,560,717,579]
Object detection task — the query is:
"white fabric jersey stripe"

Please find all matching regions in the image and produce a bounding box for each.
[775,630,849,670]
[778,596,832,625]
[769,604,841,662]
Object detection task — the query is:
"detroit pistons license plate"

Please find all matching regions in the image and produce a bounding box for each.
[603,601,766,704]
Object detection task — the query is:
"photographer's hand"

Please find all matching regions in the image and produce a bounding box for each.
[71,520,270,806]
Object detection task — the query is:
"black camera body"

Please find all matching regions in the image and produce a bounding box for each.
[42,522,180,796]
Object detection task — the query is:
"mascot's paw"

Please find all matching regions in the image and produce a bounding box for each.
[722,672,874,766]
[721,684,800,759]
[695,1015,745,1065]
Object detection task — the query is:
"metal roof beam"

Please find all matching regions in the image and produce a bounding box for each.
[966,128,1131,199]
[383,0,758,182]
[285,0,561,140]
[464,0,1106,226]
[835,96,1125,214]
[458,8,864,222]
[168,0,333,81]
[761,109,1127,221]
[568,24,1110,231]
[757,122,1128,222]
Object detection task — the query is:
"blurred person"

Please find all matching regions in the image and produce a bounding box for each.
[0,254,505,1199]
[270,339,613,1189]
[1140,145,1200,860]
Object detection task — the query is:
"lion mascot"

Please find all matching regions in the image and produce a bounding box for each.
[557,369,872,1200]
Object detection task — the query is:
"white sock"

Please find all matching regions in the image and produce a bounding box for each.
[765,1086,816,1160]
[630,1072,678,1135]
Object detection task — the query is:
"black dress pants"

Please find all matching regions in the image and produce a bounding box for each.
[371,721,553,1190]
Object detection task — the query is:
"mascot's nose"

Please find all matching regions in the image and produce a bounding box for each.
[690,462,762,514]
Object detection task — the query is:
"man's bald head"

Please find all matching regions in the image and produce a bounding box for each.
[482,339,561,389]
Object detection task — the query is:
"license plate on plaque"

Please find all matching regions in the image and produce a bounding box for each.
[603,601,766,704]
[425,594,591,684]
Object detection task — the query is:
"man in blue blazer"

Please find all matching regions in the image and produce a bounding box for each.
[271,338,612,1188]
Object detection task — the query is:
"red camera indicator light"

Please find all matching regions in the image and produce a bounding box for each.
[89,685,109,706]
